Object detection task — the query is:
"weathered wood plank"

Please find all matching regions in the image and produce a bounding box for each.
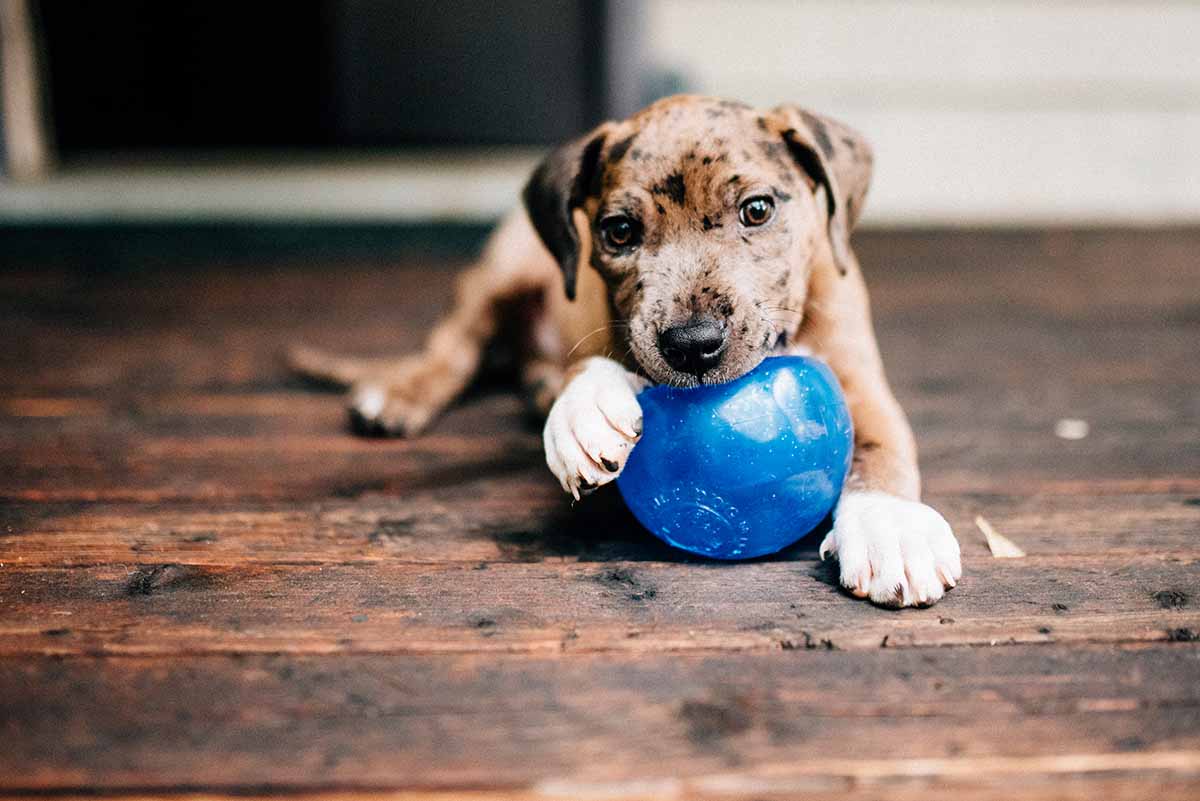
[4,299,1195,397]
[1,397,1197,502]
[9,780,1200,801]
[3,234,1198,416]
[5,780,1200,801]
[0,557,1195,655]
[3,231,1196,507]
[1,491,1198,568]
[1,646,1197,794]
[7,780,1200,801]
[2,229,1198,799]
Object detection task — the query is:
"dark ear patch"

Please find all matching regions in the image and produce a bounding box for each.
[771,105,874,278]
[781,127,844,275]
[522,129,610,300]
[782,129,836,222]
[798,110,836,159]
[607,133,637,166]
[577,134,610,202]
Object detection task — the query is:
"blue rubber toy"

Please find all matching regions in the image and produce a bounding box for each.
[616,356,853,559]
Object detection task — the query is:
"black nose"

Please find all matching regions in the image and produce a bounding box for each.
[658,317,728,377]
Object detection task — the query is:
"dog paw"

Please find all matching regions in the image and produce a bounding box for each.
[819,490,962,608]
[544,358,644,499]
[347,379,435,438]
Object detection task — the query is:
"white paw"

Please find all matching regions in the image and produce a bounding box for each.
[820,491,962,608]
[544,358,645,499]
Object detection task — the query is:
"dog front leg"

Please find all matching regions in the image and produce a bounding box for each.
[543,356,647,499]
[800,261,962,608]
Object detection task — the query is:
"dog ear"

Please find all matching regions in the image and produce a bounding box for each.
[522,124,615,300]
[768,105,873,275]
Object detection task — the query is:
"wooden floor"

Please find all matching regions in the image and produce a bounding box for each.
[1,227,1198,800]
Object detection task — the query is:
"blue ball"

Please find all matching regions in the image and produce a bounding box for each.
[616,356,853,559]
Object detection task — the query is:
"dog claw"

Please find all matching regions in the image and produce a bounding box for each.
[347,405,405,438]
[348,406,382,437]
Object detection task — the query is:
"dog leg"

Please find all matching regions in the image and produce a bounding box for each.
[543,357,647,499]
[521,357,565,418]
[800,257,962,608]
[290,275,497,437]
[289,211,553,436]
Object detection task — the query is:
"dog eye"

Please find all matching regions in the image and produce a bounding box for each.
[739,196,775,227]
[599,216,641,250]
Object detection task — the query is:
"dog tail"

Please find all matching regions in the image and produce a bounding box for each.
[285,344,388,388]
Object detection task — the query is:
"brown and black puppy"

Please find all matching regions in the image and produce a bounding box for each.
[290,95,961,608]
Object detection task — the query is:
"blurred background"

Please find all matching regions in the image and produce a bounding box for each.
[2,0,1199,229]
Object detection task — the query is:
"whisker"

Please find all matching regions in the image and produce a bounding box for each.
[758,305,805,317]
[566,324,626,359]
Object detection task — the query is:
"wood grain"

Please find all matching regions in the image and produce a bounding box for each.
[1,556,1196,655]
[4,491,1199,568]
[1,227,1198,798]
[1,646,1198,793]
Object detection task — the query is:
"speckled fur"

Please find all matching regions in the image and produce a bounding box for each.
[288,95,962,609]
[576,97,832,387]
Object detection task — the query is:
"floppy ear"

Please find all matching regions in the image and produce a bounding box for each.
[768,105,873,275]
[522,124,615,300]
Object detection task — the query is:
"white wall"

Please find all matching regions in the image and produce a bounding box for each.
[4,2,1197,226]
[645,0,1200,225]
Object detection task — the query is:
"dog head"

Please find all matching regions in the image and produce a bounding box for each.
[523,95,872,386]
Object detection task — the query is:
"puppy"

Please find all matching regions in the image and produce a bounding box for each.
[290,95,962,608]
